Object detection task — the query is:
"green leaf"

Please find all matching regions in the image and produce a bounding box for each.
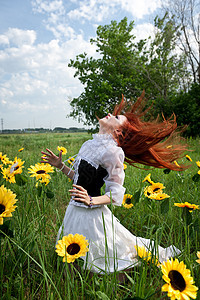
[125,297,145,300]
[163,168,171,174]
[15,174,28,186]
[0,220,13,238]
[160,198,169,214]
[132,189,141,205]
[182,207,192,226]
[192,174,200,182]
[37,186,43,197]
[45,190,54,199]
[96,291,110,300]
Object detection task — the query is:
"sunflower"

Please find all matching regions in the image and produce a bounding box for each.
[67,157,75,165]
[8,157,24,175]
[150,192,170,200]
[18,148,24,152]
[57,146,67,155]
[174,161,181,168]
[185,155,192,162]
[122,194,133,209]
[123,163,127,170]
[0,185,18,225]
[28,163,54,182]
[196,252,200,264]
[35,177,50,187]
[196,161,200,168]
[55,233,89,263]
[0,152,10,168]
[161,258,198,300]
[2,167,16,183]
[174,202,199,211]
[143,173,155,184]
[134,245,159,266]
[147,182,165,193]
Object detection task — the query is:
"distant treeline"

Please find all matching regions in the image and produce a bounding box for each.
[0,127,88,134]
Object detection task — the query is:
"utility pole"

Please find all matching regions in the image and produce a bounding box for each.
[1,118,3,133]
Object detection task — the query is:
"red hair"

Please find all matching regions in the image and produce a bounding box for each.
[113,91,189,171]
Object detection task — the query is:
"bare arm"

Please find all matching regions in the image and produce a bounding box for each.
[69,184,114,206]
[41,148,75,180]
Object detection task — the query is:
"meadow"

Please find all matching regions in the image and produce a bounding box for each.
[0,132,200,300]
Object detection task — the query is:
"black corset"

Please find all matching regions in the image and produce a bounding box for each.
[76,159,108,197]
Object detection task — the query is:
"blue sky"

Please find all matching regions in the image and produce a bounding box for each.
[0,0,162,130]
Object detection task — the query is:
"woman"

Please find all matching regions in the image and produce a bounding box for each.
[41,92,188,273]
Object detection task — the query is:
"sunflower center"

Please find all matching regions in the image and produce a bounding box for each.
[14,166,19,171]
[67,243,80,255]
[126,198,132,204]
[153,188,160,192]
[36,170,46,174]
[0,204,5,214]
[168,270,186,292]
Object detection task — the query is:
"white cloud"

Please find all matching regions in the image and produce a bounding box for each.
[32,0,65,15]
[0,0,163,129]
[68,0,161,21]
[133,23,155,42]
[120,0,161,19]
[2,28,37,47]
[0,26,97,129]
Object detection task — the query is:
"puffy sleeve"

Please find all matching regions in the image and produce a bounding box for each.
[101,146,126,206]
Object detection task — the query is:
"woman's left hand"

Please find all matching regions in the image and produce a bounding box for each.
[69,184,91,206]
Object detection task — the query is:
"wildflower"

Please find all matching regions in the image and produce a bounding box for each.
[0,185,18,225]
[185,155,192,162]
[142,173,154,184]
[196,252,200,264]
[2,167,16,183]
[122,194,133,209]
[150,192,170,200]
[147,182,165,194]
[174,161,181,168]
[0,152,10,168]
[161,258,198,299]
[174,202,199,211]
[9,157,24,175]
[28,163,54,183]
[134,245,159,266]
[57,146,67,155]
[144,184,169,200]
[123,163,127,170]
[196,161,200,168]
[18,148,24,152]
[67,157,75,165]
[55,233,89,263]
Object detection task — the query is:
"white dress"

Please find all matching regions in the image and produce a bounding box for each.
[57,133,180,273]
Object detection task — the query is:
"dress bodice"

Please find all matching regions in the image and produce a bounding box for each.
[70,133,126,208]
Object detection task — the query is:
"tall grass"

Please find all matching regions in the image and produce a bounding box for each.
[0,132,200,299]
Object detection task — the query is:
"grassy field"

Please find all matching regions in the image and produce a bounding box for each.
[0,132,200,300]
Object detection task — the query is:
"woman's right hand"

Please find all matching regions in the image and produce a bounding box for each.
[41,148,63,169]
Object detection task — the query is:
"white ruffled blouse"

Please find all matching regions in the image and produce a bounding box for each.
[70,133,126,208]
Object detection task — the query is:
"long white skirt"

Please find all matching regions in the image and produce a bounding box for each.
[57,204,180,273]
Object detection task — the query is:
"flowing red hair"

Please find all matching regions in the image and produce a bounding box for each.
[113,91,189,171]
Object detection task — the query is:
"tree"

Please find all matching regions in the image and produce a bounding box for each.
[157,83,200,137]
[68,17,189,126]
[161,0,200,84]
[143,14,189,99]
[68,18,143,126]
